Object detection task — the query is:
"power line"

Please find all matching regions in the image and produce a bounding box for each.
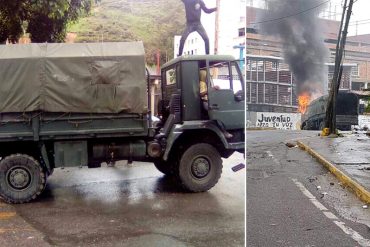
[247,0,330,26]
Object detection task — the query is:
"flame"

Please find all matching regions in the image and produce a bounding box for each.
[298,92,311,114]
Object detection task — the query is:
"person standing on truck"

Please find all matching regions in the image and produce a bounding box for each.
[178,0,217,56]
[199,70,233,139]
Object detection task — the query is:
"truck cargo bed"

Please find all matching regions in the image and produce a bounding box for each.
[0,112,148,142]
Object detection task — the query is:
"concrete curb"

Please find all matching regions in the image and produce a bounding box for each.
[297,140,370,204]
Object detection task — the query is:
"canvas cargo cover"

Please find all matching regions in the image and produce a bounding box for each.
[0,42,147,114]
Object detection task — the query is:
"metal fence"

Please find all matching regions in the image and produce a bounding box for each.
[246,55,353,113]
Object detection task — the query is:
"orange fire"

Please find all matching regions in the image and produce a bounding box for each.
[298,92,311,114]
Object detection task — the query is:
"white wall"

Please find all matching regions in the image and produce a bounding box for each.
[248,112,302,130]
[358,115,370,129]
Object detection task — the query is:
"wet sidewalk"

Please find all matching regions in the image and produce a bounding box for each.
[298,132,370,203]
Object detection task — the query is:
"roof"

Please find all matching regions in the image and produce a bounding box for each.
[347,34,370,44]
[0,41,145,59]
[162,55,236,69]
[247,54,355,66]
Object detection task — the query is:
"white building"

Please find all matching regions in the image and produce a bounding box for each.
[174,0,246,59]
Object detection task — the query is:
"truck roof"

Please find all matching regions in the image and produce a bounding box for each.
[162,55,236,69]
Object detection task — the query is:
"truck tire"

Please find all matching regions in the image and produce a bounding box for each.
[177,143,222,192]
[0,154,46,204]
[154,160,175,176]
[319,121,325,130]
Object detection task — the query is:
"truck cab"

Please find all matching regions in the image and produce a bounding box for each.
[149,55,245,191]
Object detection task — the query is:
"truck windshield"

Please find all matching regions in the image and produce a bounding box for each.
[209,62,231,90]
[209,61,244,94]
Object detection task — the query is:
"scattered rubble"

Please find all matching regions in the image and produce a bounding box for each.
[285,142,296,148]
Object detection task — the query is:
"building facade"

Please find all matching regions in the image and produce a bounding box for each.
[246,54,353,113]
[246,6,366,113]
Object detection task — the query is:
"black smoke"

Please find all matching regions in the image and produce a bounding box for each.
[260,0,329,96]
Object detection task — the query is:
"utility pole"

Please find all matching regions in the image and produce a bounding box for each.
[325,0,354,135]
[214,0,221,54]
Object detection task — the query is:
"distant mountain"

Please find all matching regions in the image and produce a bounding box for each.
[68,0,185,64]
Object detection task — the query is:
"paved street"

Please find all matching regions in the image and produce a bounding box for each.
[0,153,245,247]
[247,130,370,247]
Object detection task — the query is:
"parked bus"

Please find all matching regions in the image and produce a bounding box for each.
[301,92,359,131]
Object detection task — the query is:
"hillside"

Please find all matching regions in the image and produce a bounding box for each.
[67,0,185,64]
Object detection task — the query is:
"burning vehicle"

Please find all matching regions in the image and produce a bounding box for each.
[301,92,359,130]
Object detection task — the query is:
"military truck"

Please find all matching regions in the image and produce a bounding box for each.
[0,42,245,203]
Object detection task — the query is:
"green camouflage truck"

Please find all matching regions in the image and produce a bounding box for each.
[0,42,245,203]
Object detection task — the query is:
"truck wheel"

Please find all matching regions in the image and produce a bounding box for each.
[154,160,175,176]
[0,154,46,204]
[319,121,325,130]
[177,143,222,192]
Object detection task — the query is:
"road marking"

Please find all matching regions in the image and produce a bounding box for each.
[292,178,370,247]
[323,211,338,220]
[0,212,16,220]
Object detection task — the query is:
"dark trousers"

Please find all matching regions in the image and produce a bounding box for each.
[178,22,210,56]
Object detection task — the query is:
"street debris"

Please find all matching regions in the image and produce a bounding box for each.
[358,166,370,171]
[316,186,321,190]
[362,205,368,209]
[285,142,297,148]
[232,163,245,172]
[357,138,367,141]
[330,182,334,186]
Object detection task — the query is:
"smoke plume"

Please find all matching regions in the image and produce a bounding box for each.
[260,0,329,96]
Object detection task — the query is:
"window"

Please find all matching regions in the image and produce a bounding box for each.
[209,62,231,90]
[165,68,176,85]
[257,61,264,72]
[272,62,278,70]
[238,28,245,37]
[231,62,243,94]
[351,64,359,77]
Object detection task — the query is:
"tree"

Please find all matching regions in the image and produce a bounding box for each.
[0,0,25,43]
[0,0,93,43]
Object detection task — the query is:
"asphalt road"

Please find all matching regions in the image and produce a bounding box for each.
[0,153,245,247]
[247,130,370,247]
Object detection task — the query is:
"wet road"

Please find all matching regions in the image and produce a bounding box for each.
[2,153,245,247]
[247,130,370,247]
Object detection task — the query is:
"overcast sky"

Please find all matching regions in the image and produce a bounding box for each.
[250,0,370,36]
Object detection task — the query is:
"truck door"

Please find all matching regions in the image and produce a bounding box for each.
[207,61,244,130]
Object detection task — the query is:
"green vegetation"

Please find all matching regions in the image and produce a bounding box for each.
[0,0,93,43]
[67,0,186,65]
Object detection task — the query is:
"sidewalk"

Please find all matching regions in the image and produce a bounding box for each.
[298,132,370,204]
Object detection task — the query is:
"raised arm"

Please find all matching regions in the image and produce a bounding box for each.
[200,0,217,14]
